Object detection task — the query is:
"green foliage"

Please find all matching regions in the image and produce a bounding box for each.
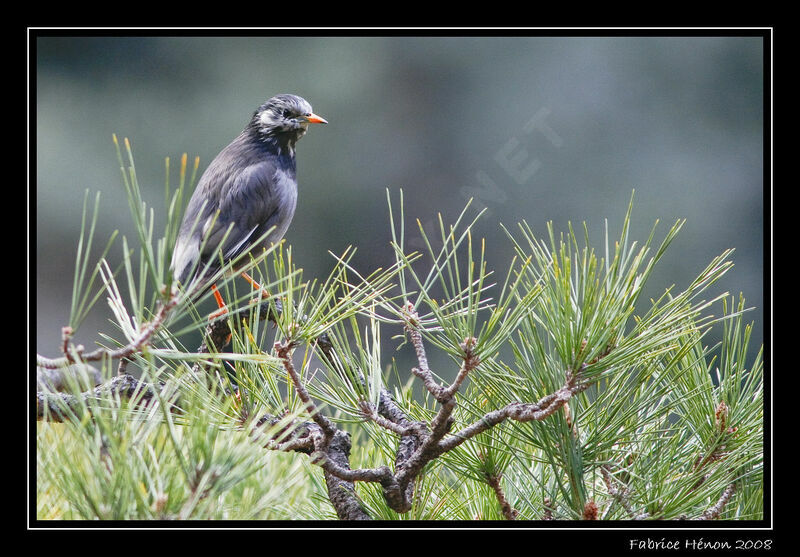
[383,191,540,363]
[37,368,324,520]
[36,141,764,521]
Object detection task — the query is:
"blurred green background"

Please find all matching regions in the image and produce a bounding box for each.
[35,35,765,368]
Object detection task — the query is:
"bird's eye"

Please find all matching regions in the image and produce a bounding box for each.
[282,109,292,118]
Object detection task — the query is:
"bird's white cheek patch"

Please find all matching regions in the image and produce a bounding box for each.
[259,111,276,127]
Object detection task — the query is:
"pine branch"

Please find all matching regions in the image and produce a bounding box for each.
[191,294,419,518]
[438,381,589,453]
[275,340,337,437]
[695,483,736,520]
[36,295,178,370]
[542,497,555,520]
[485,472,518,520]
[36,373,163,422]
[601,465,650,520]
[317,302,596,515]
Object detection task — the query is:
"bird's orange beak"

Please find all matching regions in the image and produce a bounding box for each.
[305,113,328,124]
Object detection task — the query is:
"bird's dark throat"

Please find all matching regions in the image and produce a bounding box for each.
[250,126,303,157]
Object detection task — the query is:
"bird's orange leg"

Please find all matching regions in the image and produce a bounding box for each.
[209,284,229,319]
[240,272,271,299]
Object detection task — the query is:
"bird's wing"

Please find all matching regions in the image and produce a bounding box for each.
[200,159,296,268]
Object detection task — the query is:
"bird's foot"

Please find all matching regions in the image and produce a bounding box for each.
[241,271,271,300]
[209,305,229,320]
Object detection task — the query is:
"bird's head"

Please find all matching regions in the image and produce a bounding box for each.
[251,94,327,145]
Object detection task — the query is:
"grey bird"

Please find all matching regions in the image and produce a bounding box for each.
[170,94,327,309]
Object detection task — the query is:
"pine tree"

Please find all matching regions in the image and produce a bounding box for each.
[36,138,763,522]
